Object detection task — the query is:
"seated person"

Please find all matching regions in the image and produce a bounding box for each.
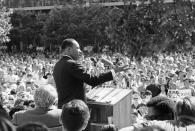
[12,85,61,128]
[60,99,90,131]
[119,96,195,131]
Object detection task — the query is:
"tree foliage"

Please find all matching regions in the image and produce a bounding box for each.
[0,7,12,43]
[9,11,48,50]
[8,0,195,57]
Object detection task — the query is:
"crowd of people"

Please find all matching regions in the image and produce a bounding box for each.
[1,44,195,131]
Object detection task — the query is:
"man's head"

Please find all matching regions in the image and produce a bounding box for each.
[61,39,83,60]
[146,96,175,120]
[34,85,57,108]
[146,84,161,97]
[61,100,90,131]
[176,97,195,118]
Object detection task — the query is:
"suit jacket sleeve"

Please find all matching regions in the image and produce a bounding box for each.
[70,60,114,87]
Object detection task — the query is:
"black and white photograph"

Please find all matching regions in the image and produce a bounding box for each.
[1,0,195,131]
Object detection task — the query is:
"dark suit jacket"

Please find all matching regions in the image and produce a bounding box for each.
[11,108,62,128]
[53,56,113,108]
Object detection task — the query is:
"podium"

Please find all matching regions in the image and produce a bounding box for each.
[86,87,132,131]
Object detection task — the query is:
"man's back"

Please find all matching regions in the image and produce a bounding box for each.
[53,56,113,108]
[12,108,62,128]
[53,56,85,108]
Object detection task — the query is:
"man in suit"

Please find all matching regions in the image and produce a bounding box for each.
[53,38,129,108]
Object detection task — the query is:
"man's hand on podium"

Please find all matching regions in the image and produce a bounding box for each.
[113,65,130,73]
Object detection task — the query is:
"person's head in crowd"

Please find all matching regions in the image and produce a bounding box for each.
[141,90,152,103]
[17,122,48,131]
[23,100,35,110]
[145,96,175,120]
[34,85,57,109]
[0,117,16,131]
[10,89,17,96]
[7,67,13,75]
[1,83,8,92]
[183,78,191,88]
[138,126,165,131]
[150,76,156,84]
[166,79,177,89]
[177,71,186,80]
[16,83,25,93]
[61,38,83,61]
[158,77,165,85]
[132,91,142,108]
[8,95,15,106]
[140,76,147,84]
[146,84,161,97]
[25,67,32,74]
[26,74,33,82]
[185,66,192,74]
[175,97,195,126]
[60,99,90,131]
[17,90,27,98]
[14,99,24,108]
[101,124,118,131]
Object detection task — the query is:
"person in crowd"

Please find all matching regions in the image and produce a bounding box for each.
[180,78,195,96]
[17,122,48,131]
[60,99,90,131]
[101,124,118,131]
[146,84,161,98]
[132,91,143,110]
[144,96,175,121]
[53,38,130,108]
[12,85,61,128]
[120,96,195,131]
[0,117,16,131]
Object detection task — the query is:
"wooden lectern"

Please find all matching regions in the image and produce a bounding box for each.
[86,87,132,131]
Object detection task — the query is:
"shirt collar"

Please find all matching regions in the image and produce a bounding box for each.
[61,55,73,60]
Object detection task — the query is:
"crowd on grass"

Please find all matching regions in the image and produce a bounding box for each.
[1,51,195,131]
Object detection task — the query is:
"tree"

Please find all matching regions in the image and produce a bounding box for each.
[106,0,195,58]
[0,7,12,44]
[9,10,48,50]
[43,5,111,51]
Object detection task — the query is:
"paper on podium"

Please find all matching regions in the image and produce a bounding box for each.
[86,87,131,105]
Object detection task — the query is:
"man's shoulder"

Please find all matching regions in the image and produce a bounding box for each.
[48,109,62,115]
[12,110,28,119]
[56,56,76,66]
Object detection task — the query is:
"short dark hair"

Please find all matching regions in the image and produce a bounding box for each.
[17,122,48,131]
[61,100,90,131]
[146,96,175,120]
[61,38,75,50]
[146,84,161,97]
